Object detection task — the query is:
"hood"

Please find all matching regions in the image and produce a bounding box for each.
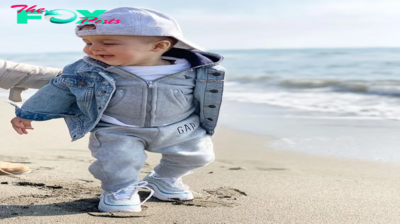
[163,48,224,68]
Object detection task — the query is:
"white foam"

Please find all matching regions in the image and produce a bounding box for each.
[224,85,400,120]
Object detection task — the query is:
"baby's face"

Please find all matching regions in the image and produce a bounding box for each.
[82,35,157,66]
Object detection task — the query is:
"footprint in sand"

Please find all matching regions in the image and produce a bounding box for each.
[1,181,247,219]
[170,187,248,208]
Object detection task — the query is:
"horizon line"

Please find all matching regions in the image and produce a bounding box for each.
[1,46,400,55]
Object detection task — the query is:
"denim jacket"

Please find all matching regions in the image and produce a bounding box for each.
[15,48,225,141]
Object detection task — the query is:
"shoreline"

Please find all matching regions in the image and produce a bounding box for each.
[219,99,400,163]
[5,89,400,163]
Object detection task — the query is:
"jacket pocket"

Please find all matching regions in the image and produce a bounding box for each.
[63,77,95,88]
[155,87,194,118]
[62,77,96,103]
[173,89,189,107]
[107,89,125,107]
[103,84,145,119]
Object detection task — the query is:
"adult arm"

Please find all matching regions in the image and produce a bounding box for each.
[0,60,62,102]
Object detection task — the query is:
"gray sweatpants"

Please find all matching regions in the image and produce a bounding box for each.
[88,114,215,192]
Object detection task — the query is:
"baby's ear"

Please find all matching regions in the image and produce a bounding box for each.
[78,24,96,31]
[153,40,172,52]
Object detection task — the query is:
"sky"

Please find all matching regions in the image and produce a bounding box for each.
[1,0,400,53]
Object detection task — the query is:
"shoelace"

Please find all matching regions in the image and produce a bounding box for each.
[157,176,189,190]
[152,171,195,190]
[151,171,203,197]
[107,180,154,205]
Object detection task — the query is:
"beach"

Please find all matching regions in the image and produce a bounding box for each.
[2,48,400,223]
[2,99,400,224]
[1,0,400,221]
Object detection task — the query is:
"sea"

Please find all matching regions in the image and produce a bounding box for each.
[2,48,400,162]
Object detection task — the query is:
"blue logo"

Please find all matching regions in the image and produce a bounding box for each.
[44,9,77,24]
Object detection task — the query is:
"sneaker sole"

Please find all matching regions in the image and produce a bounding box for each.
[98,195,142,212]
[98,204,142,212]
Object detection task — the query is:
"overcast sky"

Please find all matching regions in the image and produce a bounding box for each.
[1,0,400,53]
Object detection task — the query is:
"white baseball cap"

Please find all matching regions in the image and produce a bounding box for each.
[76,7,203,51]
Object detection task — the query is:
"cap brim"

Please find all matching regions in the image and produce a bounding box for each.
[174,38,205,51]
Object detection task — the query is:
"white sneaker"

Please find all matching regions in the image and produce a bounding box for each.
[143,171,194,201]
[98,181,154,212]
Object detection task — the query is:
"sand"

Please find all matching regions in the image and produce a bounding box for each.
[1,101,400,224]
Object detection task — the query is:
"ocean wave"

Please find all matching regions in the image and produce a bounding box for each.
[229,76,400,97]
[229,75,279,83]
[280,79,342,88]
[223,90,400,120]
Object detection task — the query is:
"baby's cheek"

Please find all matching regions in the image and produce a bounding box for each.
[124,53,137,60]
[83,47,91,56]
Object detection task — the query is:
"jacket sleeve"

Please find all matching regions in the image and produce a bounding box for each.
[194,65,225,135]
[0,60,62,102]
[15,74,77,121]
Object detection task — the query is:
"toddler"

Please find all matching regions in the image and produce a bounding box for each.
[10,7,225,212]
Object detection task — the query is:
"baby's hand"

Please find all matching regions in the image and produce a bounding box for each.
[11,117,34,135]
